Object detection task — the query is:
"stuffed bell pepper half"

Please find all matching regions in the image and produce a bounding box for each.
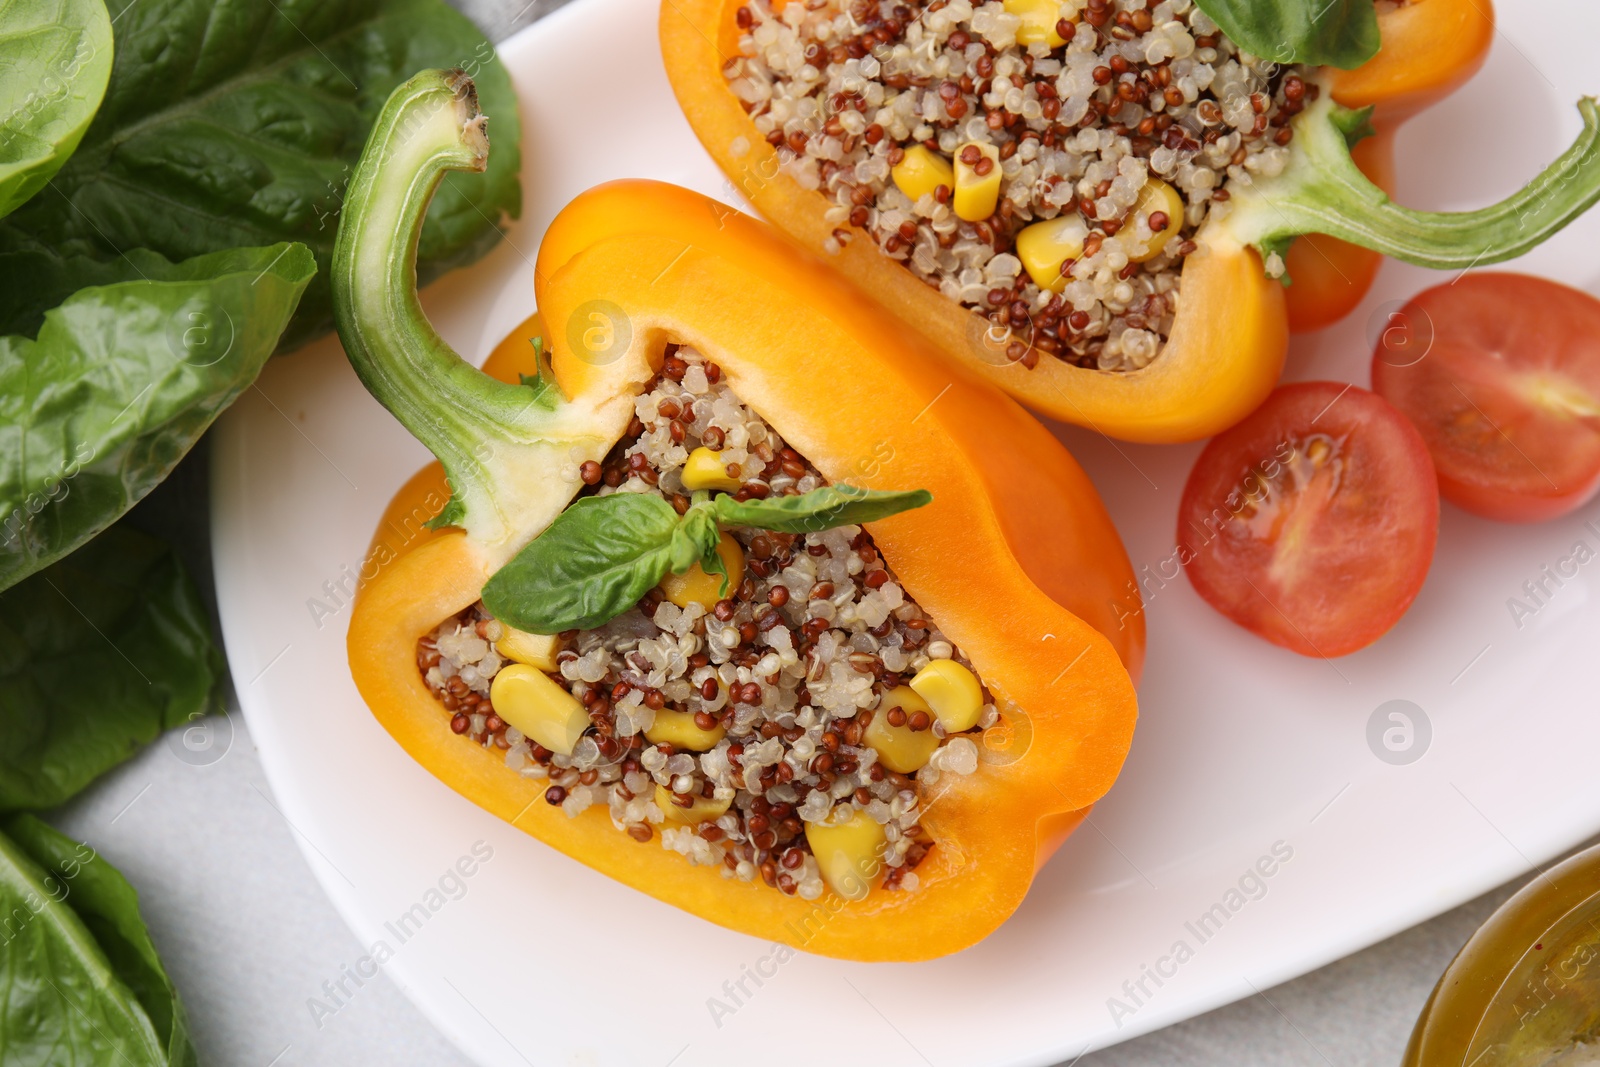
[332,70,1141,961]
[663,0,1600,441]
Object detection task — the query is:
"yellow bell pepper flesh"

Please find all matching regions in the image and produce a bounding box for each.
[495,626,561,671]
[644,708,727,751]
[1016,214,1089,293]
[953,141,1002,223]
[909,658,985,733]
[1004,0,1069,47]
[805,807,888,901]
[656,783,733,823]
[658,531,745,610]
[352,176,1141,962]
[1128,179,1185,263]
[891,145,954,206]
[663,0,1497,444]
[681,445,743,491]
[863,685,940,773]
[488,663,589,756]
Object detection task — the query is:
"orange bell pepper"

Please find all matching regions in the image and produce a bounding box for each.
[662,0,1600,442]
[333,71,1140,960]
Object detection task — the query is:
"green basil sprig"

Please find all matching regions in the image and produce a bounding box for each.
[481,485,932,634]
[712,484,932,533]
[1192,0,1379,68]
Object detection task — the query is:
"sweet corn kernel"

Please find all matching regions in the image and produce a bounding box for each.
[1004,0,1071,47]
[891,145,954,205]
[953,141,1002,222]
[488,664,588,756]
[1129,178,1184,263]
[909,658,984,732]
[659,532,745,610]
[681,447,743,492]
[495,626,560,671]
[805,807,887,901]
[1016,215,1090,293]
[863,685,939,773]
[655,783,732,824]
[644,708,727,751]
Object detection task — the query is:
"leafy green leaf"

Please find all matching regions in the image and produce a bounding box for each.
[4,814,196,1067]
[712,485,933,533]
[0,819,167,1066]
[0,522,223,812]
[481,484,935,633]
[0,241,315,590]
[1192,0,1379,67]
[481,493,716,633]
[0,0,113,219]
[0,0,522,351]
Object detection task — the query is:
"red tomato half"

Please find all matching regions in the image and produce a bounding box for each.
[1372,273,1600,523]
[1177,382,1439,658]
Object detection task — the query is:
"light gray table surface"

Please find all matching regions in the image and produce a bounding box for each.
[39,0,1592,1064]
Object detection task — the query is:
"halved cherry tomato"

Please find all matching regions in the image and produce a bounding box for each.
[1371,273,1600,523]
[1177,382,1438,658]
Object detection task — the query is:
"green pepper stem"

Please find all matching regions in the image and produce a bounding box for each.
[331,69,613,558]
[1222,84,1600,271]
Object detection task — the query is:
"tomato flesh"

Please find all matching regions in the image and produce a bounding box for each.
[1178,382,1439,658]
[1372,273,1600,523]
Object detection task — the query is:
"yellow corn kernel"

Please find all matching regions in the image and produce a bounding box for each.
[1015,214,1090,293]
[659,532,745,610]
[488,664,588,756]
[909,658,984,732]
[863,685,939,773]
[953,141,1002,222]
[891,145,954,205]
[644,708,727,751]
[494,626,560,671]
[1004,0,1070,47]
[655,783,732,824]
[1129,178,1184,263]
[681,447,743,492]
[805,807,887,901]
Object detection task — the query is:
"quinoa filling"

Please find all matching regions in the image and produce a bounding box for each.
[417,345,998,899]
[723,0,1319,371]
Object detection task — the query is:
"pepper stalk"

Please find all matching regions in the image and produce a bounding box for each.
[1222,80,1600,274]
[331,69,620,564]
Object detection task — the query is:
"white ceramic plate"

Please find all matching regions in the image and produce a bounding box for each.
[211,0,1600,1062]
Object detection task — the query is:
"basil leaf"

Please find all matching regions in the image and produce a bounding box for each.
[0,820,167,1066]
[4,814,196,1067]
[0,0,113,219]
[682,505,730,598]
[482,493,718,633]
[0,242,315,590]
[1192,0,1379,68]
[0,522,223,812]
[0,0,522,351]
[712,485,933,533]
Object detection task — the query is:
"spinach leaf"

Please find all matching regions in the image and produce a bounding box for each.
[0,522,223,812]
[0,0,522,351]
[0,0,113,219]
[482,493,716,633]
[0,819,166,1066]
[4,814,196,1067]
[1192,0,1379,68]
[0,241,315,590]
[712,485,932,533]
